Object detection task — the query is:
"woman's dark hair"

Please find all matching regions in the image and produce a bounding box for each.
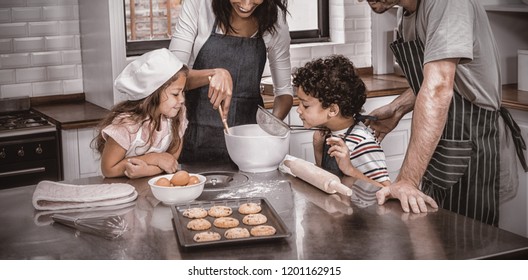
[92,66,189,156]
[212,0,288,36]
[292,55,367,119]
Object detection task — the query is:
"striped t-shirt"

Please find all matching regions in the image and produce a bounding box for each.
[331,122,390,183]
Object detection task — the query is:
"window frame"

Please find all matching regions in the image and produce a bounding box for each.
[124,0,330,57]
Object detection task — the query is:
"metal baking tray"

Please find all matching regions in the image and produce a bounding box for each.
[170,197,290,248]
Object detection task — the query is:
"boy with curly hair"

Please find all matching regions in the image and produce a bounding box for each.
[292,55,390,186]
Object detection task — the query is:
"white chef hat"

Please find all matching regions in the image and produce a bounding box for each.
[114,48,184,101]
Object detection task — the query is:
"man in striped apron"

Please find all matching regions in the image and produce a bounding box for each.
[360,0,527,225]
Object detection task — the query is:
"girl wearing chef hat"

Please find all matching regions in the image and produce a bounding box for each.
[93,48,189,178]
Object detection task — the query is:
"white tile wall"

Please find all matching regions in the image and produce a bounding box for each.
[16,67,46,82]
[0,23,28,37]
[0,69,15,84]
[283,0,372,71]
[0,39,12,53]
[12,7,42,22]
[32,80,62,96]
[13,37,45,52]
[0,0,371,99]
[31,51,61,66]
[0,0,82,98]
[0,9,11,23]
[0,83,32,98]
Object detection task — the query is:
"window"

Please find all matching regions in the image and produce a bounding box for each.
[288,0,329,44]
[124,0,329,56]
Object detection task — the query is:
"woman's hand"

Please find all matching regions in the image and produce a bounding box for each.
[208,68,233,116]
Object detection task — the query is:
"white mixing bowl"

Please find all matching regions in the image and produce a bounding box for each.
[225,124,290,173]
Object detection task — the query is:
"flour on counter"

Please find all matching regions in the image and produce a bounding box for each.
[215,180,289,199]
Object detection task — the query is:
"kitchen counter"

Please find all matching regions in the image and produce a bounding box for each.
[1,163,528,260]
[32,95,109,130]
[262,74,411,107]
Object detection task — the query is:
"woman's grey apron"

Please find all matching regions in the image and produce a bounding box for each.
[322,125,355,177]
[390,12,526,226]
[180,20,266,163]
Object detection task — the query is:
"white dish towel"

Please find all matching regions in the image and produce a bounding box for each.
[32,180,138,211]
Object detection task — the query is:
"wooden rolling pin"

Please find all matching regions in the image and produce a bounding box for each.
[284,159,353,196]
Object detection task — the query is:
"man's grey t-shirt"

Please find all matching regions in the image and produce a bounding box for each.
[400,0,501,110]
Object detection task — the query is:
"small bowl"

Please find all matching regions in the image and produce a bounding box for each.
[148,173,206,205]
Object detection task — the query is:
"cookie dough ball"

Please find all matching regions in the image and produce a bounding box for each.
[182,207,208,219]
[213,217,240,229]
[242,213,268,226]
[238,202,262,214]
[193,231,221,243]
[187,218,212,231]
[224,227,250,239]
[250,225,277,237]
[208,205,233,217]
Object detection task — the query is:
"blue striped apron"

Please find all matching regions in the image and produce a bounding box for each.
[390,17,526,226]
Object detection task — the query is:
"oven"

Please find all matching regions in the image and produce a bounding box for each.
[0,97,61,189]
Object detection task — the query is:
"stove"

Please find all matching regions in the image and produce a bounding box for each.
[0,97,61,189]
[0,111,57,137]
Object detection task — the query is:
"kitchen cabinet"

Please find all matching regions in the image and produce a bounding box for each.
[287,107,316,163]
[484,4,528,85]
[61,127,101,181]
[287,95,412,181]
[499,108,528,238]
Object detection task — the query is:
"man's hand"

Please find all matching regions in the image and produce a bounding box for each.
[376,179,438,213]
[364,104,401,142]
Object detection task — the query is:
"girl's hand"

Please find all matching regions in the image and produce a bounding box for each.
[154,152,178,174]
[124,158,149,178]
[208,69,233,117]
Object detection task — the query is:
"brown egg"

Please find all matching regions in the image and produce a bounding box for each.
[156,177,171,187]
[170,170,190,186]
[187,175,200,186]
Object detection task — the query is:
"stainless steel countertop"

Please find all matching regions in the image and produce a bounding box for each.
[1,163,528,260]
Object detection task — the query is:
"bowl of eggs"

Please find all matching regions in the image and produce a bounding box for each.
[148,170,206,205]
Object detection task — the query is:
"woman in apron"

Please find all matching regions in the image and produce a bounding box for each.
[361,0,526,225]
[169,0,294,163]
